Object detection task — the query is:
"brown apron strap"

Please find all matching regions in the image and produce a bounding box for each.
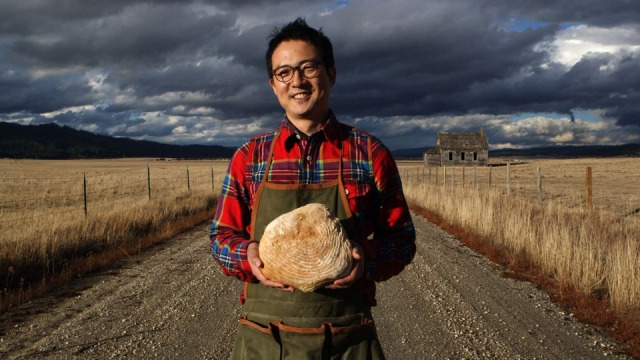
[249,130,280,241]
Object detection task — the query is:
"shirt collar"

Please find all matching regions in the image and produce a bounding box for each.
[279,110,340,147]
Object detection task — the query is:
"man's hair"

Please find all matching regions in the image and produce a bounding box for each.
[266,18,335,78]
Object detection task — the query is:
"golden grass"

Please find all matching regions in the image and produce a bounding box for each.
[398,158,640,311]
[2,157,639,354]
[398,158,640,356]
[0,158,228,311]
[399,157,640,217]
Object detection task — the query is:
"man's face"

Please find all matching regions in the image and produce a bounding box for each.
[269,40,336,125]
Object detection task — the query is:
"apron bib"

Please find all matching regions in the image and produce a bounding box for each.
[231,130,385,360]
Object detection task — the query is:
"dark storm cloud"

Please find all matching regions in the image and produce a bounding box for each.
[488,0,640,27]
[0,0,639,149]
[317,0,640,131]
[324,2,639,148]
[326,3,558,118]
[9,4,233,68]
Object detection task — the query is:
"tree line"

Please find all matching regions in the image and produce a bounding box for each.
[0,121,237,159]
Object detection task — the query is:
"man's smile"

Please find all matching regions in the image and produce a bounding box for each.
[292,92,310,100]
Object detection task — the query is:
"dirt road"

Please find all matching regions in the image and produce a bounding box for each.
[0,212,630,359]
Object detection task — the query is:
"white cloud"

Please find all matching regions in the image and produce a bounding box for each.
[549,131,575,143]
[540,24,640,67]
[142,91,211,107]
[172,125,188,134]
[41,105,98,118]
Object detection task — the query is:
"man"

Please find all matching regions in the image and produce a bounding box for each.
[209,18,416,359]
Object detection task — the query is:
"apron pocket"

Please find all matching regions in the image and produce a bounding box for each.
[274,319,383,360]
[274,321,328,360]
[232,318,281,360]
[328,318,384,359]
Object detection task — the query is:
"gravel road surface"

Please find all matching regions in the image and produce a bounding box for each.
[0,212,630,359]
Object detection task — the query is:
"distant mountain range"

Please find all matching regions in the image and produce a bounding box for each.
[392,144,640,159]
[0,121,237,159]
[2,121,639,160]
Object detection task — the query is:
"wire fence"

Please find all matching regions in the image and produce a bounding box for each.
[398,162,640,218]
[0,164,224,230]
[2,159,639,230]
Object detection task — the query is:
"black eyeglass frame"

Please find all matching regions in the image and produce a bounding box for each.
[271,61,325,83]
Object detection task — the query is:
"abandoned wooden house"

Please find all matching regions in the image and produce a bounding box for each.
[423,129,489,167]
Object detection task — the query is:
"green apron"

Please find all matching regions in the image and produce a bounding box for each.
[231,130,385,360]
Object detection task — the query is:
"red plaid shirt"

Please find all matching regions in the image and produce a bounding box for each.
[209,112,416,305]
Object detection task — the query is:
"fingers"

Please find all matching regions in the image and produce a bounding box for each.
[247,241,294,292]
[262,279,295,292]
[326,241,364,289]
[326,265,357,289]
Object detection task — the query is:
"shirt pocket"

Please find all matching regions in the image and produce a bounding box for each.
[343,182,372,217]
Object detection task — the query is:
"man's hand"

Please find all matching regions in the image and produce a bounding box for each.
[247,241,294,292]
[326,241,364,290]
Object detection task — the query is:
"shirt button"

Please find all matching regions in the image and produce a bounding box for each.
[296,134,301,140]
[345,189,350,195]
[306,155,312,161]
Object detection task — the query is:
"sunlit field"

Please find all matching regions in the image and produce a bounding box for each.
[397,157,640,218]
[1,157,639,323]
[397,157,640,314]
[0,158,228,309]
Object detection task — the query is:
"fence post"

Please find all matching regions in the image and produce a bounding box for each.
[443,167,447,187]
[211,166,215,191]
[83,172,87,217]
[428,167,432,184]
[147,164,151,200]
[586,167,593,210]
[506,163,511,195]
[451,167,455,187]
[489,166,492,188]
[537,167,543,204]
[473,166,477,189]
[462,167,465,188]
[435,166,438,186]
[187,166,191,191]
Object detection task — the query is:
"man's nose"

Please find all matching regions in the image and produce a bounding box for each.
[291,68,305,85]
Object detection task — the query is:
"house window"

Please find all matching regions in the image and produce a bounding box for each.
[461,152,465,161]
[473,152,478,161]
[448,152,453,161]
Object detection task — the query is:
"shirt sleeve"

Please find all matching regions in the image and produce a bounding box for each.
[209,143,256,282]
[361,139,417,282]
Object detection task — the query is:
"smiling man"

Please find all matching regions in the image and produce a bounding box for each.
[268,38,335,134]
[209,18,416,359]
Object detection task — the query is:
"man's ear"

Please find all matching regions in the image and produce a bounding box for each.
[327,66,336,87]
[269,78,277,95]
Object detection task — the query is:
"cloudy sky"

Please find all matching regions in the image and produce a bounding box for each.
[1,0,640,150]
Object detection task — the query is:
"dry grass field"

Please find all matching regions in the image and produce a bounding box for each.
[1,156,639,347]
[0,158,229,309]
[398,158,640,305]
[397,157,640,353]
[397,157,640,218]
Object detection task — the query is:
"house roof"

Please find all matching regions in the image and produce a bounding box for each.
[437,130,488,150]
[425,129,489,154]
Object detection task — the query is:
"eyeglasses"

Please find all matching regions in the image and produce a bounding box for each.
[271,61,324,83]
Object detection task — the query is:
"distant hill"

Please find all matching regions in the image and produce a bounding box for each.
[392,144,640,159]
[4,121,639,160]
[0,121,237,159]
